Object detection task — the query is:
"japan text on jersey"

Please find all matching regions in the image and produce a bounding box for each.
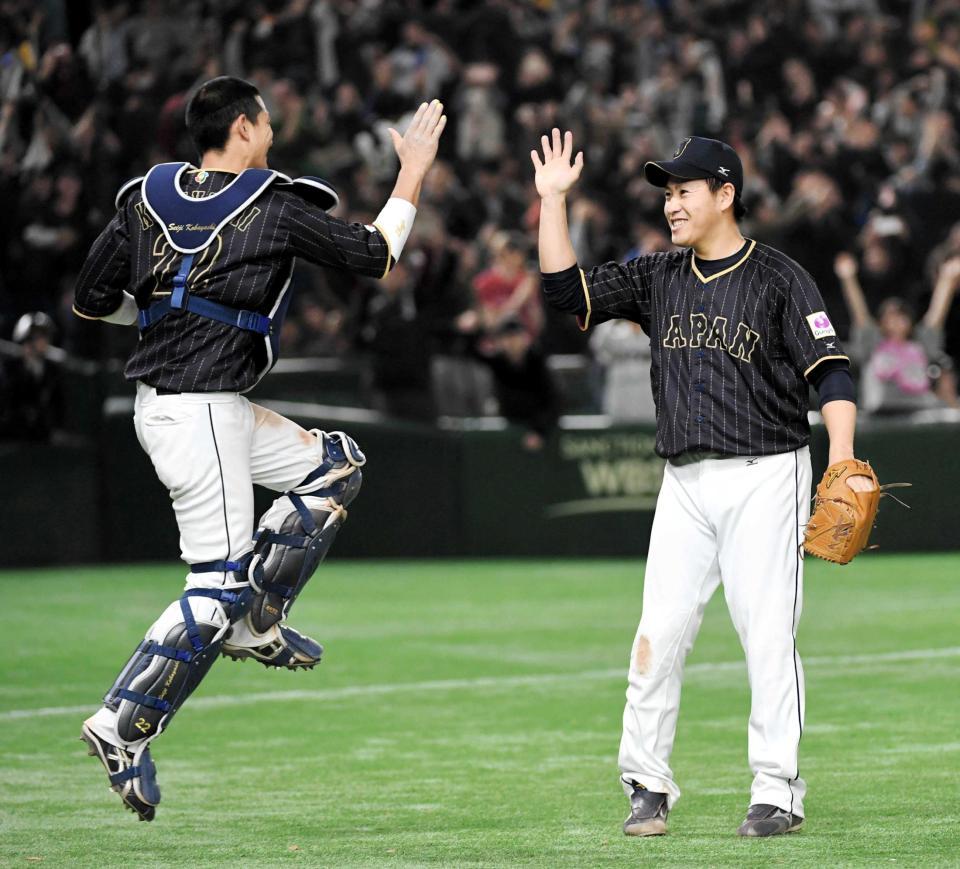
[580,240,848,458]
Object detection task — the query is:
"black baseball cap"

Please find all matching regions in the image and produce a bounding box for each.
[644,136,744,198]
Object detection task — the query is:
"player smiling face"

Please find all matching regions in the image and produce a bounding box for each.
[662,177,736,247]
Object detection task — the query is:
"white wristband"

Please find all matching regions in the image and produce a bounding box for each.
[371,197,417,264]
[101,291,139,326]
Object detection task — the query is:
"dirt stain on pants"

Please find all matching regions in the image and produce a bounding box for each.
[634,635,651,675]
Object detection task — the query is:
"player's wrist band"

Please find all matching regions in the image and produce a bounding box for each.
[371,197,417,262]
[101,291,139,326]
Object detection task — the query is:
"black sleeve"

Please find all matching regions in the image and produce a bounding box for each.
[581,255,658,333]
[279,194,393,279]
[778,262,850,381]
[541,254,659,333]
[73,208,131,319]
[813,365,857,408]
[541,265,585,315]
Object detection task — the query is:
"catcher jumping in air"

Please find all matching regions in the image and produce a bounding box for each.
[73,77,445,820]
[532,131,879,837]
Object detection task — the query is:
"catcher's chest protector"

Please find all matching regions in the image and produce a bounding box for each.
[137,162,290,377]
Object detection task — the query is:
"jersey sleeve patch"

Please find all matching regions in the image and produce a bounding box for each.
[805,311,836,339]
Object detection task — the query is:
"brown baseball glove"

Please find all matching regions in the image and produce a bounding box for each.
[803,458,881,564]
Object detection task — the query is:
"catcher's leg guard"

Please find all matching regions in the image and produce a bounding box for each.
[103,585,251,743]
[222,431,364,668]
[82,583,250,819]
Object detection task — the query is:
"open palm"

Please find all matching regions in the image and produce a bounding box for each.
[531,128,584,197]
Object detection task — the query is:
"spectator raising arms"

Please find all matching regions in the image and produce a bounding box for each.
[834,252,960,413]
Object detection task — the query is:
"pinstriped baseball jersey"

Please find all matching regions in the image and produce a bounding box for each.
[74,169,392,393]
[579,239,847,458]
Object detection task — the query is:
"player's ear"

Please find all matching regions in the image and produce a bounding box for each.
[234,112,251,143]
[717,182,736,214]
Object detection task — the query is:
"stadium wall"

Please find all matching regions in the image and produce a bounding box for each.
[1,402,948,567]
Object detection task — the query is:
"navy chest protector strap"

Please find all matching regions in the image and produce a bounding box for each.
[136,163,279,336]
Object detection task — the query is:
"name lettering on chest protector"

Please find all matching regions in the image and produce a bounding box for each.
[661,313,761,363]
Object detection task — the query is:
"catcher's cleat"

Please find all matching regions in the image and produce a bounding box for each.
[80,722,160,821]
[222,623,322,669]
[736,803,804,837]
[623,782,669,836]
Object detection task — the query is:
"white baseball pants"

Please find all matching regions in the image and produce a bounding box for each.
[133,382,326,591]
[619,447,811,817]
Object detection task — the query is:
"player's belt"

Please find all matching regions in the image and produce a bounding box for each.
[137,252,272,336]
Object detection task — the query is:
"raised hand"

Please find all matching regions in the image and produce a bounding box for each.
[388,100,447,178]
[531,128,584,198]
[833,252,859,280]
[937,255,960,290]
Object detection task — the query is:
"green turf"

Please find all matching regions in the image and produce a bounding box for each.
[1,555,958,867]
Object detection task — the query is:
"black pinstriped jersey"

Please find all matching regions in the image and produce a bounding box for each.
[578,239,848,458]
[74,169,392,393]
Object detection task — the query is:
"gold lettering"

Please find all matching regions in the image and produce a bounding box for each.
[231,207,261,232]
[689,312,708,348]
[705,316,728,350]
[134,201,154,230]
[158,662,179,700]
[728,321,761,363]
[662,314,687,349]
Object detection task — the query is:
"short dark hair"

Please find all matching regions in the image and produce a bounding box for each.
[185,76,263,156]
[879,296,915,323]
[706,176,747,221]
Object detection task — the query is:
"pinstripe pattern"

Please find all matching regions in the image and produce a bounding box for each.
[75,169,391,393]
[583,241,847,458]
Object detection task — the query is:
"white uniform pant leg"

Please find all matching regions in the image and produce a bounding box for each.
[246,402,333,492]
[618,459,722,808]
[220,403,348,649]
[133,383,255,591]
[709,447,811,818]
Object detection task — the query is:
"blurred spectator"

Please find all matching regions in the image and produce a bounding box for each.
[2,0,960,425]
[472,230,543,339]
[0,312,64,441]
[835,252,960,413]
[296,298,350,358]
[590,320,656,424]
[475,318,559,450]
[360,260,435,422]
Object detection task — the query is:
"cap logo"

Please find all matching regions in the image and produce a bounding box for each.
[673,138,692,158]
[717,166,730,176]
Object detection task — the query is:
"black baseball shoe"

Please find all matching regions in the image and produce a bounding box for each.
[737,803,804,837]
[80,721,160,821]
[222,622,323,669]
[623,782,669,836]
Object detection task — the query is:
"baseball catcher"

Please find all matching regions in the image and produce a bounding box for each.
[74,77,446,820]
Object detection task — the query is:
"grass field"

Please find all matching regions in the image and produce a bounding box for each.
[0,555,958,867]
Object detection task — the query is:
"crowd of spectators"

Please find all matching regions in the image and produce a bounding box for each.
[3,0,960,442]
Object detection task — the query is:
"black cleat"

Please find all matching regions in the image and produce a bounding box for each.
[81,722,160,821]
[222,623,323,669]
[737,803,804,837]
[623,782,669,836]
